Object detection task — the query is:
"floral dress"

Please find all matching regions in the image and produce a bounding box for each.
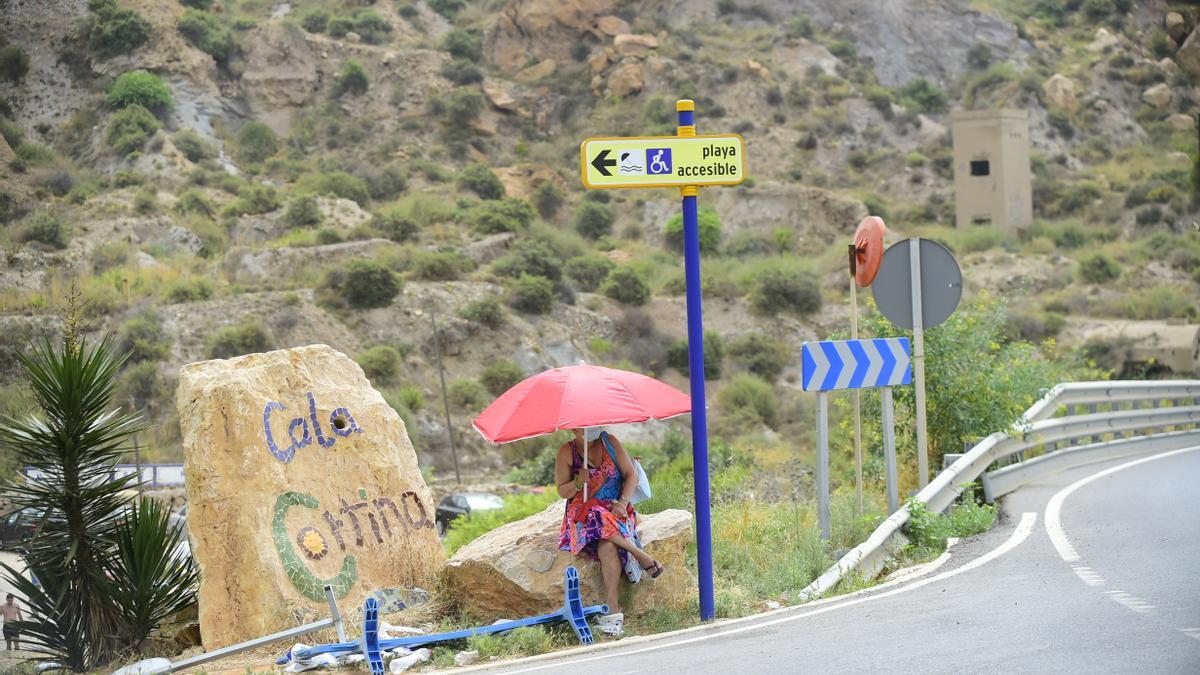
[558,432,641,567]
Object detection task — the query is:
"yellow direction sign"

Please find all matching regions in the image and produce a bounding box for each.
[580,135,745,189]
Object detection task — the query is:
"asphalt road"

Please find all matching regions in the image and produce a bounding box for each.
[473,447,1200,674]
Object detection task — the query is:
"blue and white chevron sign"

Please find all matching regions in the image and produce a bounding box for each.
[801,338,912,392]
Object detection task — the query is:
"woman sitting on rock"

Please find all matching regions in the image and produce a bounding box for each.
[556,427,662,638]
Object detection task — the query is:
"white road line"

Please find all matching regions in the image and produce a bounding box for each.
[496,513,1038,674]
[1071,566,1105,587]
[1180,628,1200,642]
[1045,446,1200,564]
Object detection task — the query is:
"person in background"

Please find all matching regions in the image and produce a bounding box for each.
[556,427,662,638]
[2,594,22,651]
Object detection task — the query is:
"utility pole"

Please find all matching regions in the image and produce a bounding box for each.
[430,307,462,484]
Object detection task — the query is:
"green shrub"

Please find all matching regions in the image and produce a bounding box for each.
[0,45,30,83]
[87,2,152,58]
[175,189,214,217]
[19,212,68,248]
[15,143,55,165]
[458,163,505,200]
[92,240,129,272]
[448,378,486,408]
[507,274,556,314]
[565,255,614,292]
[357,163,407,200]
[235,121,277,164]
[750,264,821,315]
[1004,309,1065,343]
[1077,253,1121,284]
[317,259,401,310]
[114,170,145,188]
[428,0,467,19]
[1113,285,1198,321]
[172,129,216,162]
[117,310,170,363]
[718,374,777,427]
[163,277,214,303]
[222,183,280,217]
[300,9,329,33]
[358,345,401,382]
[602,266,650,306]
[898,79,946,113]
[399,386,424,411]
[442,29,482,62]
[350,10,392,44]
[207,317,273,359]
[492,239,566,281]
[728,333,790,381]
[106,104,160,155]
[444,87,484,126]
[663,207,722,253]
[459,295,505,328]
[441,59,484,85]
[667,331,724,379]
[413,251,468,281]
[862,194,891,222]
[481,360,525,396]
[108,71,172,112]
[332,60,369,98]
[532,182,564,218]
[468,198,534,234]
[369,207,417,242]
[283,195,322,228]
[178,9,237,65]
[0,116,23,149]
[295,171,370,205]
[573,201,614,240]
[179,0,213,8]
[316,227,342,245]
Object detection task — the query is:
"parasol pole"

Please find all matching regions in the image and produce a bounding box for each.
[850,245,863,513]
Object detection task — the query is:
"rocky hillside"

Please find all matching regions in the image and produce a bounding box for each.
[0,0,1197,479]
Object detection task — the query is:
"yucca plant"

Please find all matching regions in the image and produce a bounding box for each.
[0,315,195,670]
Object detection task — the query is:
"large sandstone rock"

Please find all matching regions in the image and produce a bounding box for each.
[612,33,659,58]
[1141,83,1172,109]
[443,502,694,619]
[1167,113,1196,132]
[486,0,619,73]
[606,62,645,97]
[1041,74,1077,112]
[178,345,444,649]
[1087,27,1119,52]
[1178,29,1200,77]
[1166,12,1188,44]
[241,23,321,133]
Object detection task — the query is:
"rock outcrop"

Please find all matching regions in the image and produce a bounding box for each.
[241,23,322,133]
[1178,29,1200,77]
[443,502,694,618]
[606,62,645,97]
[1166,12,1188,45]
[1042,74,1077,112]
[485,0,619,73]
[1141,83,1172,109]
[178,345,444,649]
[1167,114,1195,132]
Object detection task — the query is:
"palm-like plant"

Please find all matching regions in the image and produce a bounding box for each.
[0,328,196,670]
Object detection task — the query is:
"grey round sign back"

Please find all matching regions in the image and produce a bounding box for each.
[872,238,963,330]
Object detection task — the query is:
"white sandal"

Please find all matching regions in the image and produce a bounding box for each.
[597,612,624,637]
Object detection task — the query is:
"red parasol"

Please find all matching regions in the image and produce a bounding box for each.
[472,364,692,445]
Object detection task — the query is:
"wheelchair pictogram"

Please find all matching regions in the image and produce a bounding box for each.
[646,148,672,175]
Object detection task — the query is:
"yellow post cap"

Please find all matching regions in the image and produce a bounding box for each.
[676,99,695,112]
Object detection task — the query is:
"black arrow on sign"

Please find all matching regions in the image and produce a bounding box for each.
[591,149,616,177]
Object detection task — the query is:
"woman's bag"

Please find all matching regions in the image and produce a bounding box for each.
[630,457,652,504]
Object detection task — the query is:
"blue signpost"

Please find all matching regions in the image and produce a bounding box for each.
[580,100,746,620]
[802,338,912,537]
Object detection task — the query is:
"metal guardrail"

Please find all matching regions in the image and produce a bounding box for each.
[24,463,185,487]
[798,380,1200,602]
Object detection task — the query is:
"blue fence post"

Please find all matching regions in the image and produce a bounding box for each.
[677,99,715,621]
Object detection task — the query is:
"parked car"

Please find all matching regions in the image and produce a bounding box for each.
[0,509,40,549]
[435,492,504,536]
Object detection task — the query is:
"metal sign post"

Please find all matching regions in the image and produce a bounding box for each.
[579,99,746,622]
[872,238,962,488]
[802,338,912,538]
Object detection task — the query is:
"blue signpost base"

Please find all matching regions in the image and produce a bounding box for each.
[278,567,608,665]
[677,99,716,622]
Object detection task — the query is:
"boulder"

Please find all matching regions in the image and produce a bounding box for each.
[486,0,619,73]
[1179,29,1200,77]
[1087,27,1119,52]
[588,48,613,75]
[1141,83,1172,109]
[482,79,518,111]
[745,58,770,79]
[1160,57,1180,75]
[594,15,630,37]
[442,501,694,618]
[612,33,659,58]
[177,345,444,649]
[1041,74,1077,112]
[1167,113,1195,132]
[1166,12,1188,44]
[606,62,644,97]
[515,59,558,83]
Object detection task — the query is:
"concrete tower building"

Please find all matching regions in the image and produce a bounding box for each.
[950,109,1033,229]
